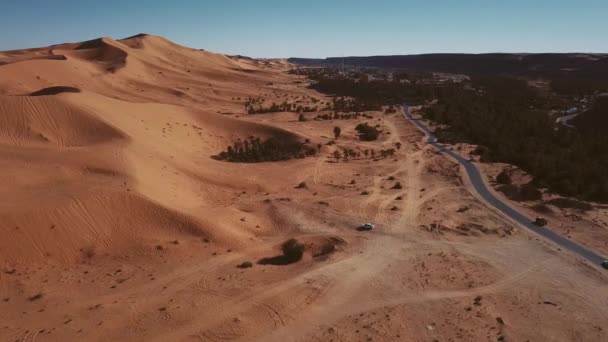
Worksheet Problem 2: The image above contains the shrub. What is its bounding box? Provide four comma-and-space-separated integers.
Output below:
281, 239, 305, 262
295, 182, 307, 189
258, 238, 305, 265
496, 170, 511, 185
497, 184, 519, 200
497, 183, 541, 201
355, 123, 380, 141
237, 261, 253, 269
530, 203, 553, 214
333, 126, 341, 139
545, 198, 592, 211
28, 293, 43, 301
214, 136, 316, 163
391, 182, 402, 189
519, 183, 542, 201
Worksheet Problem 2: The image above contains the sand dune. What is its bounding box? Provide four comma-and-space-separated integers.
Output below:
0, 94, 124, 147
0, 34, 306, 267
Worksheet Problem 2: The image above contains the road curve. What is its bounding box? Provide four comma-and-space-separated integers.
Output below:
402, 105, 607, 267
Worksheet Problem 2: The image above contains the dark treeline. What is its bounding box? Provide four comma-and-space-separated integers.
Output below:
314, 112, 373, 121
244, 97, 317, 114
551, 77, 608, 96
289, 53, 608, 81
332, 147, 396, 162
214, 136, 318, 163
425, 77, 608, 201
296, 68, 437, 109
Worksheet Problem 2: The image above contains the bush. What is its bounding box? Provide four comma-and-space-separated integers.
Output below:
355, 123, 380, 141
497, 183, 541, 201
237, 261, 253, 269
497, 184, 520, 200
530, 203, 553, 214
258, 238, 305, 265
281, 239, 305, 262
496, 170, 511, 185
519, 183, 542, 201
28, 293, 43, 301
545, 198, 592, 211
214, 136, 316, 163
391, 182, 402, 189
333, 126, 341, 139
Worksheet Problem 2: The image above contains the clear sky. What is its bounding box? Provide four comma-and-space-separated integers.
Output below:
1, 0, 606, 57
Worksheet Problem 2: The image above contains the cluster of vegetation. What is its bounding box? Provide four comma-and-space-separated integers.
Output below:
293, 64, 608, 201
384, 105, 398, 114
244, 97, 316, 114
425, 77, 608, 201
355, 123, 381, 141
258, 238, 305, 265
497, 183, 542, 202
295, 68, 440, 109
331, 147, 396, 162
550, 77, 608, 96
313, 112, 373, 121
214, 136, 317, 163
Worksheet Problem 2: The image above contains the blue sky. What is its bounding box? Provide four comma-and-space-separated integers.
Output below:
1, 0, 606, 57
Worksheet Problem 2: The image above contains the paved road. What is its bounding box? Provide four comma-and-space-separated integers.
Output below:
402, 105, 607, 267
555, 112, 581, 128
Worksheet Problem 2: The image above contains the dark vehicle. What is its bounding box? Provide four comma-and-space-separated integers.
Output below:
533, 217, 547, 226
602, 260, 608, 270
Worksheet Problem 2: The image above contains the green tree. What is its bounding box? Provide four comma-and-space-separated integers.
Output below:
333, 126, 341, 140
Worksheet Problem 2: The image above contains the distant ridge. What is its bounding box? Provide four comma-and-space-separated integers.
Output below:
289, 53, 608, 79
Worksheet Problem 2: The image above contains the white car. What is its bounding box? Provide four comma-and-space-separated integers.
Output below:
358, 223, 375, 231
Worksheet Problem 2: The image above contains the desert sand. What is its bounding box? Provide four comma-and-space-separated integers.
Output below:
1, 34, 607, 342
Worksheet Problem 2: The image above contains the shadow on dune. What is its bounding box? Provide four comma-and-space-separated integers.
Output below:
29, 86, 81, 96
